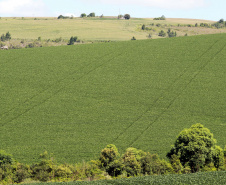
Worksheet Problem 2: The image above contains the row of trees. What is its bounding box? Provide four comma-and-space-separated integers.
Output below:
153, 15, 166, 20
80, 13, 131, 19
0, 123, 225, 184
57, 15, 73, 19
80, 12, 96, 18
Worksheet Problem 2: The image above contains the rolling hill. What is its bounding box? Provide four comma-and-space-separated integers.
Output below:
0, 33, 226, 164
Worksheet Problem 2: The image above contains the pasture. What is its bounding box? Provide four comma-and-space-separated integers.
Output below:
0, 33, 226, 164
0, 17, 224, 42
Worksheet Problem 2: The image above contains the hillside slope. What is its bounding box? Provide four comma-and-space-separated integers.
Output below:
0, 33, 226, 164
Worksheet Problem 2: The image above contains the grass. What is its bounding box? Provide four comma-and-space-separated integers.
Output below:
0, 33, 226, 164
0, 17, 224, 42
24, 171, 226, 185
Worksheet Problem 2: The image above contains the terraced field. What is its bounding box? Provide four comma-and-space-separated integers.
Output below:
0, 33, 226, 164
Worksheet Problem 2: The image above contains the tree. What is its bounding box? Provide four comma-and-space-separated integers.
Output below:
160, 15, 166, 20
99, 144, 123, 177
167, 123, 224, 172
218, 18, 224, 23
68, 36, 78, 45
57, 15, 64, 19
118, 14, 123, 19
122, 148, 145, 176
124, 14, 130, 20
80, 13, 86, 18
88, 12, 95, 17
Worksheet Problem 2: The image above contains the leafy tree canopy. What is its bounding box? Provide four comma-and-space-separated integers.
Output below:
167, 123, 224, 172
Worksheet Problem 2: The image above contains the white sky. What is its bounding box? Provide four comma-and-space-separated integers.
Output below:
0, 0, 225, 21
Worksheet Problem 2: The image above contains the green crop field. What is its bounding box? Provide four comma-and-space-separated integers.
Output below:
0, 33, 226, 164
26, 171, 226, 185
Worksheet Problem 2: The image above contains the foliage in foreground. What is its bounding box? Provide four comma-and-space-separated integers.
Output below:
0, 124, 225, 184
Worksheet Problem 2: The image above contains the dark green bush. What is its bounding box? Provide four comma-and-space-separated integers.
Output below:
26, 43, 35, 48
68, 36, 78, 45
141, 24, 146, 30
12, 163, 31, 183
31, 151, 55, 182
0, 150, 14, 166
158, 30, 166, 37
154, 15, 166, 20
124, 14, 131, 20
80, 13, 86, 18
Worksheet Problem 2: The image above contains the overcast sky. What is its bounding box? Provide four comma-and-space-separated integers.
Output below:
0, 0, 225, 21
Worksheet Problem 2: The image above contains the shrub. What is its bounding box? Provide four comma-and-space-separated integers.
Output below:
141, 24, 146, 30
140, 153, 173, 175
147, 34, 152, 39
75, 161, 105, 181
1, 31, 11, 42
26, 43, 35, 48
68, 36, 78, 45
170, 154, 183, 174
212, 145, 224, 170
0, 150, 14, 166
158, 30, 166, 37
55, 164, 73, 181
156, 23, 161, 27
53, 37, 62, 43
167, 28, 177, 37
12, 163, 31, 183
122, 148, 146, 177
31, 151, 56, 182
5, 32, 11, 40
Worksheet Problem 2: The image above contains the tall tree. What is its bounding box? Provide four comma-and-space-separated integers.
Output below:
167, 123, 224, 172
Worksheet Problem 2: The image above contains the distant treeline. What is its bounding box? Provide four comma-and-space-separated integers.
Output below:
0, 123, 225, 184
